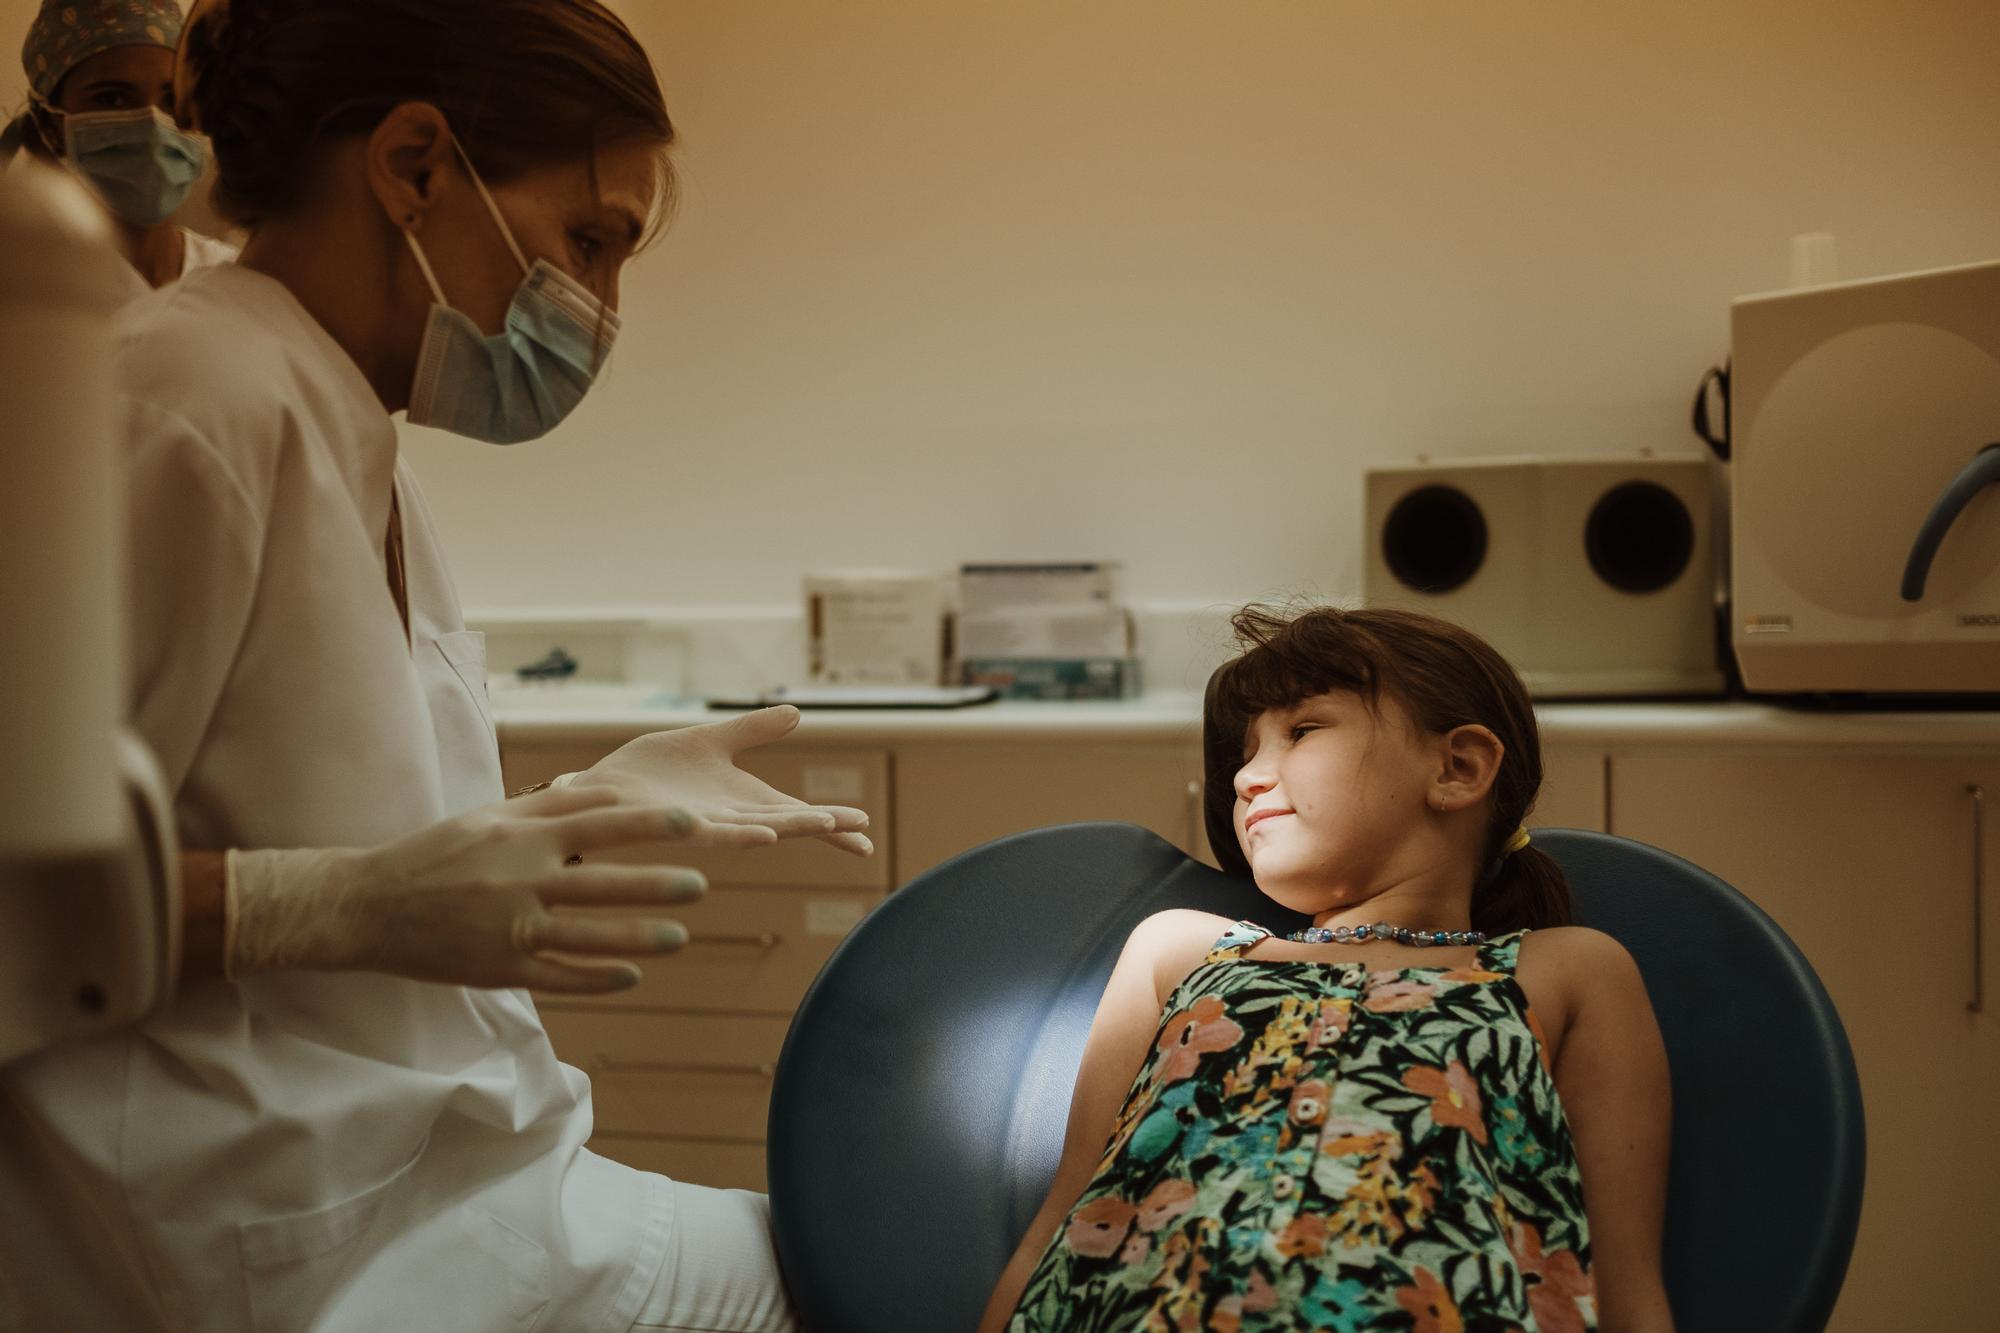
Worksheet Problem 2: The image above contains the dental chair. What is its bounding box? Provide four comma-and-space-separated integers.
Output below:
768, 821, 1865, 1333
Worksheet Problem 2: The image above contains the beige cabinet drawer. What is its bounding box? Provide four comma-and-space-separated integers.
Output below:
1608, 754, 2000, 1332
502, 742, 891, 889
541, 1010, 786, 1140
588, 1135, 769, 1193
537, 885, 882, 1014
895, 744, 1206, 883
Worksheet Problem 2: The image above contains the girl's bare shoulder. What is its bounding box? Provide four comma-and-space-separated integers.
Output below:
1515, 927, 1651, 1037
1126, 910, 1242, 1002
1518, 924, 1635, 971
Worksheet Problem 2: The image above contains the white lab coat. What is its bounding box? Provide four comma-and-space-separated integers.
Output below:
0, 264, 668, 1331
107, 225, 240, 304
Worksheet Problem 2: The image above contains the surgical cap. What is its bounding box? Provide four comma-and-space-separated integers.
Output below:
22, 0, 185, 102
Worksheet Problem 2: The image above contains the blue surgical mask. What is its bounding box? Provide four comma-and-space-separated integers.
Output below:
52, 104, 207, 227
402, 140, 619, 445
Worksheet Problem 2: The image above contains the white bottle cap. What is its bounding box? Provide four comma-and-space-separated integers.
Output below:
1788, 232, 1838, 288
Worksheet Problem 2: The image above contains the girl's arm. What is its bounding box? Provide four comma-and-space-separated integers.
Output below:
974, 909, 1223, 1333
1534, 928, 1678, 1332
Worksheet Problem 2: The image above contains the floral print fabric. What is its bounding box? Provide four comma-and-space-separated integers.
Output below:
1009, 924, 1594, 1332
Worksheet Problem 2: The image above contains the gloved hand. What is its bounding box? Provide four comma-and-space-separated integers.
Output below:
225, 785, 735, 993
566, 705, 874, 857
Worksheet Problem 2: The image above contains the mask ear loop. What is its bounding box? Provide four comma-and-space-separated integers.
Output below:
444, 131, 619, 372
400, 225, 451, 308
448, 134, 531, 279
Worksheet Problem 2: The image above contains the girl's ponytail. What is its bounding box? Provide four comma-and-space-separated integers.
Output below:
1474, 843, 1573, 935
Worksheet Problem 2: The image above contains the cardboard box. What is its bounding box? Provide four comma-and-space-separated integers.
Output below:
958, 562, 1121, 614
805, 573, 952, 686
955, 605, 1133, 661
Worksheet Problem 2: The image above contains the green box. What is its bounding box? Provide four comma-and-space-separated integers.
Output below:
961, 657, 1142, 700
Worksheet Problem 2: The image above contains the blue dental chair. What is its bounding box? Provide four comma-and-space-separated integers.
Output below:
767, 821, 1865, 1333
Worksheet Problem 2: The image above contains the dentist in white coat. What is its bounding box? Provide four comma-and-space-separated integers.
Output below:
0, 1, 866, 1329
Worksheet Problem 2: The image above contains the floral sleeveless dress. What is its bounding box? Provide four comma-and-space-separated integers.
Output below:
1008, 924, 1595, 1333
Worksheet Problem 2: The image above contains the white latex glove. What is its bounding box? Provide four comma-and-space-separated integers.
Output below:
567, 705, 875, 857
225, 786, 743, 993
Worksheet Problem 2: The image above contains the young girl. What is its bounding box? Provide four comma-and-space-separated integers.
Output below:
979, 605, 1675, 1332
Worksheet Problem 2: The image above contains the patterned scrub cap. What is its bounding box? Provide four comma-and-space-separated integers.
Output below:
22, 0, 185, 102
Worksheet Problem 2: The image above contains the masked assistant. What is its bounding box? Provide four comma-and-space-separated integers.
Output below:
14, 1, 204, 226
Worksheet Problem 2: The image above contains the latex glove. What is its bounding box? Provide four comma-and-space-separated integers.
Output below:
225, 786, 739, 993
567, 705, 874, 857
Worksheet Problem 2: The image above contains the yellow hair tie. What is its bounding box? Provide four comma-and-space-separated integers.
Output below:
1503, 826, 1532, 856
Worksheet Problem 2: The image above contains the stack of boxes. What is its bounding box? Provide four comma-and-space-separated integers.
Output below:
799, 563, 1142, 700
956, 562, 1140, 700
802, 572, 955, 686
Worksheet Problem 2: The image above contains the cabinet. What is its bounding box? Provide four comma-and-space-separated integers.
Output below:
1609, 754, 1998, 1333
893, 743, 1208, 880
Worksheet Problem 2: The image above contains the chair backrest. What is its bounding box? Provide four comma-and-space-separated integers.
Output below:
1536, 827, 1865, 1333
767, 822, 1863, 1333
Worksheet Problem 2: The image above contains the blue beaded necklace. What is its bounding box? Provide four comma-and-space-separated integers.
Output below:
1286, 923, 1485, 948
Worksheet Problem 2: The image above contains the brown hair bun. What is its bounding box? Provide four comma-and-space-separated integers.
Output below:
171, 0, 674, 231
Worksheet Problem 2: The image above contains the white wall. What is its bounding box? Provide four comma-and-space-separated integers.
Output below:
12, 0, 2000, 615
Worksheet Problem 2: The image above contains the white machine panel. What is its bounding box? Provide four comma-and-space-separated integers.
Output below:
1731, 259, 2000, 693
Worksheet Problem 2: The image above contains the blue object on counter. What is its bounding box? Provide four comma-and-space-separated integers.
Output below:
514, 646, 579, 681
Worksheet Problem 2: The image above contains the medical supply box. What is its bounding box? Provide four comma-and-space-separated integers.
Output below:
804, 571, 953, 686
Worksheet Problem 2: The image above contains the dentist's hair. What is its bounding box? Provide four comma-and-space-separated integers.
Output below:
1203, 604, 1574, 934
174, 0, 675, 232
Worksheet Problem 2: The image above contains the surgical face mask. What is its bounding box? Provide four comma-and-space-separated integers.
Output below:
49, 104, 208, 227
402, 141, 620, 445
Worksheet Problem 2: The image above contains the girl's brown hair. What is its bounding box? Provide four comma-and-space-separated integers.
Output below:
174, 0, 675, 231
1203, 604, 1573, 934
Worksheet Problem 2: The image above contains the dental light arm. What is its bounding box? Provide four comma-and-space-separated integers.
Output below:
0, 166, 181, 1066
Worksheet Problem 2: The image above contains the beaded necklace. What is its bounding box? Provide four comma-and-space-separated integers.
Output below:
1286, 923, 1485, 948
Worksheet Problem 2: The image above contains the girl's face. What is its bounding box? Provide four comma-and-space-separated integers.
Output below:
1232, 690, 1444, 916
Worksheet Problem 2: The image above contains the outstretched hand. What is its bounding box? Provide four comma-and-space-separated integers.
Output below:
227, 785, 724, 993
566, 705, 874, 857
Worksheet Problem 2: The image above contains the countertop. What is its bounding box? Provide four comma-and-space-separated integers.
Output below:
490, 684, 2000, 751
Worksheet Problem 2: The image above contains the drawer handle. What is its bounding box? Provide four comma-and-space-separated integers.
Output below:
687, 932, 783, 950
1971, 784, 1986, 1016
592, 1054, 776, 1079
